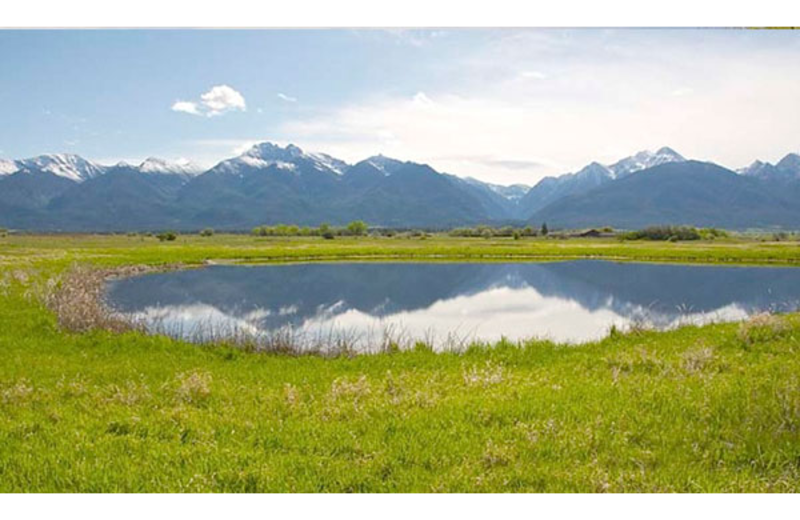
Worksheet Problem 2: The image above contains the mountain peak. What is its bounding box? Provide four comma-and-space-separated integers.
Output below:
139, 157, 204, 175
776, 152, 800, 173
739, 153, 800, 179
212, 141, 349, 176
363, 155, 405, 175
609, 147, 685, 177
243, 142, 304, 161
17, 153, 105, 182
655, 146, 683, 158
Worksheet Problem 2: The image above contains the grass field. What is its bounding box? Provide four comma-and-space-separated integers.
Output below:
1, 234, 800, 492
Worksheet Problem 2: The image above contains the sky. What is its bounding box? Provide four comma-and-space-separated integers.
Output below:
0, 28, 799, 185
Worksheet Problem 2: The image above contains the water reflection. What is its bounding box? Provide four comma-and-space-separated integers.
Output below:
106, 261, 800, 350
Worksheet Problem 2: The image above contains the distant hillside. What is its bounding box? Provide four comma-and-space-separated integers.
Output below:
530, 161, 800, 229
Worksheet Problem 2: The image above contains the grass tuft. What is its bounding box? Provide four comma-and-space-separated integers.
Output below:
175, 370, 213, 405
737, 313, 792, 346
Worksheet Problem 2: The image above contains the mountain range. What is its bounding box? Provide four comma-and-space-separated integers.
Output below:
1, 143, 799, 231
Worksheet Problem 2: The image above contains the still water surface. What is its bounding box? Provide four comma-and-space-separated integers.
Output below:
106, 261, 800, 350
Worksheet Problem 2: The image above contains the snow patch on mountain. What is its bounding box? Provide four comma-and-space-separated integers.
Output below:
212, 142, 349, 176
308, 152, 349, 175
609, 147, 686, 178
238, 156, 297, 171
16, 153, 105, 182
363, 155, 405, 176
139, 157, 205, 176
0, 159, 17, 176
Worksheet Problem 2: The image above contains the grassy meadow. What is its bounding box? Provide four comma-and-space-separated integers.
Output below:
1, 233, 800, 492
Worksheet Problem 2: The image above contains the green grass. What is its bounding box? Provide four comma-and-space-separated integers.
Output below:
1, 234, 800, 492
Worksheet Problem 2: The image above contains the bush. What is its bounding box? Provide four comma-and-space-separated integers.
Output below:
322, 231, 335, 240
699, 227, 729, 240
156, 231, 177, 242
0, 227, 7, 237
346, 220, 368, 236
199, 228, 214, 237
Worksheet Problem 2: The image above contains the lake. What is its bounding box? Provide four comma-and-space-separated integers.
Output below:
105, 260, 800, 351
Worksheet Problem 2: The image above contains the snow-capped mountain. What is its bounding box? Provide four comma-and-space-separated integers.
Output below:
210, 142, 350, 176
16, 153, 106, 182
138, 157, 204, 176
518, 148, 686, 218
609, 147, 686, 178
0, 159, 17, 175
738, 153, 800, 180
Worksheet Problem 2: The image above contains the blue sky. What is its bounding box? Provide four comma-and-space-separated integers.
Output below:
1, 28, 798, 184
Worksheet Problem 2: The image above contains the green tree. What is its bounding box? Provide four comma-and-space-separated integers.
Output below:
199, 228, 214, 237
541, 222, 549, 236
347, 220, 368, 236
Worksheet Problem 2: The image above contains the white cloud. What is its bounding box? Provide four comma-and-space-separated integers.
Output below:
201, 85, 246, 115
171, 85, 246, 117
171, 100, 200, 115
277, 93, 297, 103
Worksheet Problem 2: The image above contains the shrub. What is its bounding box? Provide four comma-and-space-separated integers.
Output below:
699, 227, 729, 240
540, 222, 549, 236
42, 266, 132, 333
0, 227, 7, 237
322, 231, 335, 240
513, 230, 521, 240
156, 231, 177, 242
199, 228, 214, 237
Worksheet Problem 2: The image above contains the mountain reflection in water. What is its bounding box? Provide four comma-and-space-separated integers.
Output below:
106, 261, 800, 351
